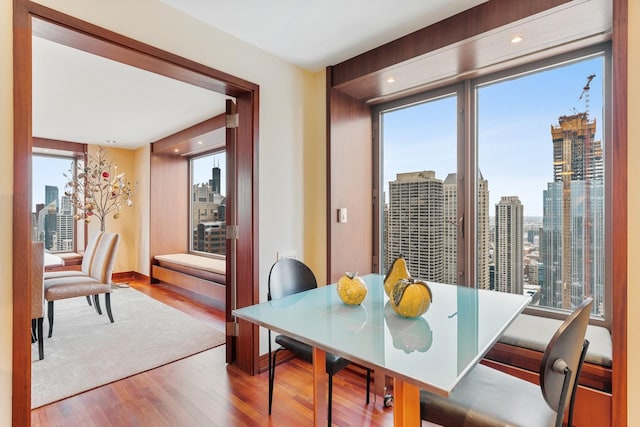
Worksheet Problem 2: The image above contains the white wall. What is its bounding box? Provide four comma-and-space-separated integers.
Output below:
0, 0, 326, 422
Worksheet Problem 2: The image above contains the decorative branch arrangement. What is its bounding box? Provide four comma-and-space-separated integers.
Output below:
64, 147, 135, 232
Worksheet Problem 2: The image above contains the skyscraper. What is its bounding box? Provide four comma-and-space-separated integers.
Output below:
387, 171, 443, 282
541, 113, 604, 311
495, 196, 523, 295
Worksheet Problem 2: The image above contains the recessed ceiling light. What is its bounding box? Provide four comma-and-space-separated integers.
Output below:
174, 148, 180, 153
511, 35, 523, 44
198, 141, 203, 145
386, 77, 396, 83
106, 139, 116, 144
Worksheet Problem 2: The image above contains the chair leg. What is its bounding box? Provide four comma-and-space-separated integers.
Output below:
93, 294, 103, 315
269, 347, 284, 415
105, 293, 114, 323
37, 317, 44, 360
86, 295, 92, 306
31, 319, 37, 343
365, 368, 371, 404
47, 300, 54, 338
328, 374, 333, 426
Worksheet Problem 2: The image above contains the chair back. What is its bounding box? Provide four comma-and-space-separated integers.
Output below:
540, 297, 593, 413
89, 232, 120, 284
268, 258, 317, 301
81, 231, 103, 275
31, 241, 45, 319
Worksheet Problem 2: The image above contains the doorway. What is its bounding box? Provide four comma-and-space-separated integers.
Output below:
13, 3, 259, 424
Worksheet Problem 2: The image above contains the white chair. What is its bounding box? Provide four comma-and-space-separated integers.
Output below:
44, 232, 120, 337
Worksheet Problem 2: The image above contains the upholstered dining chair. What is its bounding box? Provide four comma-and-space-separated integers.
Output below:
267, 258, 370, 426
420, 297, 593, 427
44, 231, 103, 309
31, 241, 45, 360
44, 232, 120, 338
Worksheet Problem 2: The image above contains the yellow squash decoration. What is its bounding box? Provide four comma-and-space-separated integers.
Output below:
389, 278, 433, 318
337, 272, 368, 305
384, 256, 411, 296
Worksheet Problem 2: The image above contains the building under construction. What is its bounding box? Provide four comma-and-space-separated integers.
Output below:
540, 109, 604, 313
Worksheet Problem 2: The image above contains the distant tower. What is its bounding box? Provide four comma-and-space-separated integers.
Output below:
387, 171, 443, 282
495, 196, 523, 295
443, 173, 458, 285
211, 166, 221, 194
45, 185, 59, 212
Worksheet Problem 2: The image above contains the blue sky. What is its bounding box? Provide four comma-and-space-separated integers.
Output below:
381, 55, 604, 217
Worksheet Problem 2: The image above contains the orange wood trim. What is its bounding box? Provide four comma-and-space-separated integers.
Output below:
112, 271, 149, 283
151, 114, 226, 155
611, 0, 628, 425
484, 342, 612, 392
12, 0, 32, 424
331, 0, 571, 87
151, 265, 225, 304
32, 136, 86, 154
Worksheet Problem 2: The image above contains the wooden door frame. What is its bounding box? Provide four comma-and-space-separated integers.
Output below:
12, 2, 260, 424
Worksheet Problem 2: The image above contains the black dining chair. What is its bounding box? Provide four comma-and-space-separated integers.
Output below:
420, 297, 593, 427
267, 258, 370, 425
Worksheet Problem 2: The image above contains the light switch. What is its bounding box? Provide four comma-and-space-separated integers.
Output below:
338, 208, 348, 223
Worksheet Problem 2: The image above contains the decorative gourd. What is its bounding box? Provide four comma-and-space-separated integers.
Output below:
389, 278, 433, 318
337, 272, 368, 305
384, 256, 411, 297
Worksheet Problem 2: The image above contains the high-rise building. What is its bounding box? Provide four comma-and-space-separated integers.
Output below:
387, 171, 443, 282
541, 112, 604, 311
192, 165, 226, 255
495, 196, 523, 295
56, 195, 74, 251
45, 185, 59, 212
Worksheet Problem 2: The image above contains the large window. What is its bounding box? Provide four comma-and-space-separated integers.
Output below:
32, 153, 78, 252
190, 151, 226, 256
376, 45, 609, 322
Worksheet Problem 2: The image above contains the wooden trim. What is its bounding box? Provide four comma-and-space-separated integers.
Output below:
611, 0, 628, 425
12, 0, 32, 423
32, 137, 86, 154
331, 0, 572, 87
485, 342, 612, 392
112, 271, 149, 284
151, 265, 225, 305
152, 114, 226, 155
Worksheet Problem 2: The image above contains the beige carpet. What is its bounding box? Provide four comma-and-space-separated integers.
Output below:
31, 287, 225, 408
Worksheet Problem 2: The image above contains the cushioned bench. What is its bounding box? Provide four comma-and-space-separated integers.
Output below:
498, 313, 612, 367
486, 312, 613, 393
152, 254, 226, 306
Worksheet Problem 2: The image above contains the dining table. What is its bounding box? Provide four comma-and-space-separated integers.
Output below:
233, 273, 531, 426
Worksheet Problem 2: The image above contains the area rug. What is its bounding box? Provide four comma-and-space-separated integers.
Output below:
31, 287, 225, 408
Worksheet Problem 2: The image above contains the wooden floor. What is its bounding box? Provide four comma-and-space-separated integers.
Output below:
31, 280, 400, 426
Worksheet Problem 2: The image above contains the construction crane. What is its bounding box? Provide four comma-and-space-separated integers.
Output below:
581, 74, 595, 302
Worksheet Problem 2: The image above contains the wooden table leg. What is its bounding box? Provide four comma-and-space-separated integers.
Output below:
393, 378, 420, 426
312, 347, 328, 426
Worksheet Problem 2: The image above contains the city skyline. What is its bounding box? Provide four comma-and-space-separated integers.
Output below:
381, 55, 603, 217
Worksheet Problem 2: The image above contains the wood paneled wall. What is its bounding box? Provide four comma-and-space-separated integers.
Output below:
326, 81, 373, 282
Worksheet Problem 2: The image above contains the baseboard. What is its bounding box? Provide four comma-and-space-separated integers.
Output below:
112, 271, 150, 283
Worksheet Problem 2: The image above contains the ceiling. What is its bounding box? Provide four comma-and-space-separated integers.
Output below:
32, 0, 486, 150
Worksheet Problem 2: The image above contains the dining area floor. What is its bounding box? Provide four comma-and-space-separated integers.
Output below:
31, 280, 427, 426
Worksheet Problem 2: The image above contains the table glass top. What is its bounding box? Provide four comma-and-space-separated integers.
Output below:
233, 274, 530, 396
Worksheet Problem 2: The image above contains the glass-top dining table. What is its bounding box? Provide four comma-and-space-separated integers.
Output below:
233, 273, 530, 426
